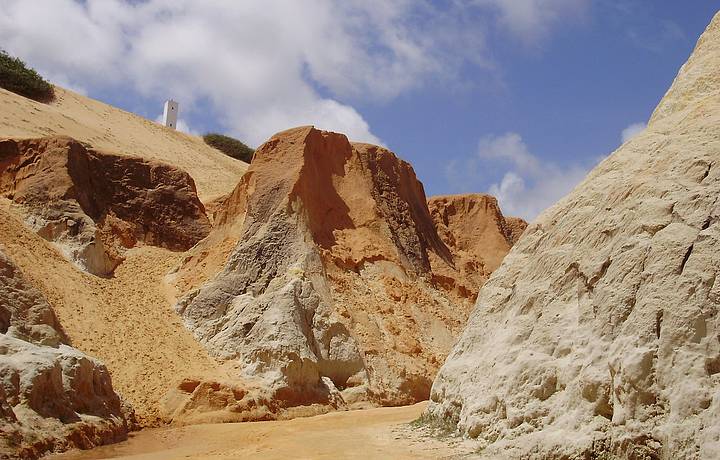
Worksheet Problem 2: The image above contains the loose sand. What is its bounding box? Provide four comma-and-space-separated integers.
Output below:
0, 199, 223, 425
0, 86, 247, 202
48, 403, 472, 459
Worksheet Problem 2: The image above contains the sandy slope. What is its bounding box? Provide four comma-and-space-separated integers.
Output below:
0, 199, 223, 425
48, 403, 472, 460
0, 86, 246, 202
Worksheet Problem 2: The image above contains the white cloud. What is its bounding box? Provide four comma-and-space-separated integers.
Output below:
0, 0, 586, 147
447, 132, 591, 221
621, 121, 646, 143
476, 131, 539, 172
474, 0, 589, 42
0, 0, 499, 147
0, 0, 390, 146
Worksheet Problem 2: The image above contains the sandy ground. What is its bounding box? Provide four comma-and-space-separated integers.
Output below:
48, 403, 474, 460
0, 199, 223, 424
0, 86, 247, 202
0, 84, 246, 423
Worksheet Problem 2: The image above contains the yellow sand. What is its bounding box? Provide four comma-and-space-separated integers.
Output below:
48, 403, 472, 459
0, 200, 222, 424
0, 86, 247, 202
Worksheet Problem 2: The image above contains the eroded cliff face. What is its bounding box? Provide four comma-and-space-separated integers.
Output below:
0, 249, 134, 460
0, 136, 210, 276
427, 12, 720, 459
0, 116, 521, 430
167, 126, 521, 422
428, 194, 527, 300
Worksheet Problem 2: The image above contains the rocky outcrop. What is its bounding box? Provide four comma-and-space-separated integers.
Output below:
168, 126, 520, 422
0, 249, 134, 459
428, 194, 526, 300
0, 136, 210, 276
503, 216, 528, 245
426, 11, 720, 459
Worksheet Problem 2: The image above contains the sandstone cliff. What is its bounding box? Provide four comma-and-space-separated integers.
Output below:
0, 249, 133, 459
0, 135, 223, 427
428, 194, 526, 299
167, 126, 522, 422
0, 86, 247, 202
0, 127, 520, 430
0, 136, 210, 275
427, 11, 720, 459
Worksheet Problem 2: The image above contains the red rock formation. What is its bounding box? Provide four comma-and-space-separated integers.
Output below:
0, 136, 210, 275
169, 126, 522, 422
428, 194, 526, 300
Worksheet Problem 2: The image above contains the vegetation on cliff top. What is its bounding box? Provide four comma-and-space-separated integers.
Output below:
203, 133, 254, 163
0, 50, 55, 102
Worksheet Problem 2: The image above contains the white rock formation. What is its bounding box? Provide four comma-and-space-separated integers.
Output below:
427, 11, 720, 459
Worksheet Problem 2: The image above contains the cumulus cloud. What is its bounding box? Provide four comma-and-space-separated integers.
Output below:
621, 121, 647, 143
446, 132, 591, 221
0, 0, 588, 146
0, 0, 390, 145
476, 131, 539, 172
0, 0, 498, 146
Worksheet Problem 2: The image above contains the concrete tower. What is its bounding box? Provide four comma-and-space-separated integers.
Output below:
162, 99, 178, 129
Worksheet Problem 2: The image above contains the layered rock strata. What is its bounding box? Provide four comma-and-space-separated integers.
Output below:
168, 126, 523, 421
0, 136, 210, 275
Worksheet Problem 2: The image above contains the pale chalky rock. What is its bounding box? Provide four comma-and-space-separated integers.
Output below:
427, 11, 720, 459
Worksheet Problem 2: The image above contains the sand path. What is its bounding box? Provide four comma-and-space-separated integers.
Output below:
48, 403, 473, 459
0, 200, 222, 424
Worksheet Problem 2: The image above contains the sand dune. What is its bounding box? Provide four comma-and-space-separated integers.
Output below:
0, 199, 223, 425
0, 86, 247, 202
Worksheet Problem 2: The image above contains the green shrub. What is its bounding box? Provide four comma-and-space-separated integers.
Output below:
203, 133, 254, 163
0, 50, 55, 102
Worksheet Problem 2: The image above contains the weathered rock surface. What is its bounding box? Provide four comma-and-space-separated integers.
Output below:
0, 136, 210, 276
428, 194, 526, 299
168, 126, 521, 422
0, 85, 248, 203
0, 249, 133, 459
427, 11, 720, 459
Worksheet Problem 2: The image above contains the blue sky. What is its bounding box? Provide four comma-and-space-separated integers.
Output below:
1, 1, 718, 219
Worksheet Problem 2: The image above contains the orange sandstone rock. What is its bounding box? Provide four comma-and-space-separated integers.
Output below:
0, 136, 210, 275
169, 126, 521, 420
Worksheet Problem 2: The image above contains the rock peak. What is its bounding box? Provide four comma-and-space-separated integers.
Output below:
167, 126, 521, 422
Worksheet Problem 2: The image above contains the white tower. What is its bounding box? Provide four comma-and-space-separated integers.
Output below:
162, 99, 178, 129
